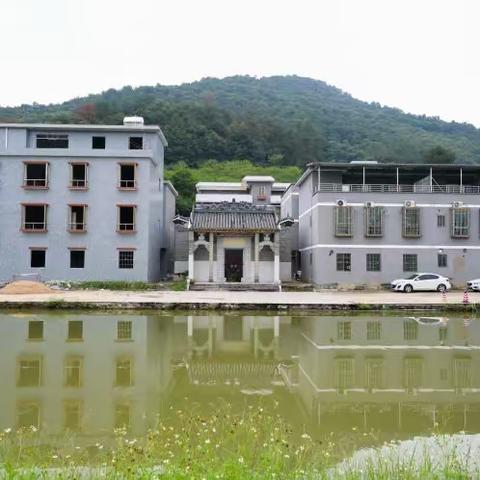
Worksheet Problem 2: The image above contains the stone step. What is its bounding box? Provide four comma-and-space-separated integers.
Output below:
189, 282, 280, 292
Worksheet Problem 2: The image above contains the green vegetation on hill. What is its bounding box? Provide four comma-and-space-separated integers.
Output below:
1, 75, 479, 167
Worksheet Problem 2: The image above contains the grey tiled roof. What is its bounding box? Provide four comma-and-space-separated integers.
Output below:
191, 202, 277, 232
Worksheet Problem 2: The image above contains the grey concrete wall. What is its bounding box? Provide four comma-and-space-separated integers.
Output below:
0, 126, 166, 282
298, 170, 480, 287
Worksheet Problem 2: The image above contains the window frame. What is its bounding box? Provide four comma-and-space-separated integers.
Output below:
69, 248, 86, 269
118, 163, 138, 190
402, 253, 418, 272
336, 253, 351, 272
17, 356, 43, 387
36, 133, 68, 149
128, 136, 143, 150
117, 205, 137, 233
27, 320, 44, 341
402, 207, 421, 238
67, 320, 83, 342
118, 249, 135, 269
437, 214, 445, 228
366, 253, 381, 272
92, 136, 106, 149
30, 248, 46, 268
334, 206, 353, 237
450, 207, 470, 238
23, 161, 49, 189
364, 206, 383, 237
22, 204, 48, 232
437, 253, 448, 268
64, 356, 83, 387
69, 162, 89, 189
117, 320, 133, 341
115, 357, 133, 387
68, 204, 87, 233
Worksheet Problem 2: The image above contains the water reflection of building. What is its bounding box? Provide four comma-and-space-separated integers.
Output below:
0, 313, 174, 436
297, 316, 480, 432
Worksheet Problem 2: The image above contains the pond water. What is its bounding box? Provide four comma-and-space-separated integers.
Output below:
0, 310, 479, 462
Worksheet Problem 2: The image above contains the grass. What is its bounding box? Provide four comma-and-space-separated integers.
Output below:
49, 279, 188, 292
0, 400, 478, 479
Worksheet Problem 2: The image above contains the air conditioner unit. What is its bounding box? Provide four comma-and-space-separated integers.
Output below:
452, 201, 464, 208
365, 201, 375, 208
404, 200, 416, 208
336, 199, 347, 207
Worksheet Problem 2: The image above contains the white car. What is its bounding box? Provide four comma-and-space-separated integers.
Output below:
391, 273, 451, 293
404, 316, 448, 326
467, 279, 480, 291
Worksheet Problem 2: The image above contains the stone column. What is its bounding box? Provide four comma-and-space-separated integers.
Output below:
254, 233, 260, 283
273, 232, 280, 284
208, 232, 214, 283
188, 231, 194, 282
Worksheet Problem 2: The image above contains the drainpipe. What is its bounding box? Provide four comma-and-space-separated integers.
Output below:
429, 167, 433, 193
460, 168, 463, 193
362, 166, 366, 192
396, 167, 399, 192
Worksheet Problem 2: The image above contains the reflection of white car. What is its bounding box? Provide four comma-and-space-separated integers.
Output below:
404, 316, 448, 326
391, 273, 451, 293
467, 279, 480, 291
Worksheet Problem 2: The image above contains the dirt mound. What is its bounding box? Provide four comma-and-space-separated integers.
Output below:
0, 281, 54, 295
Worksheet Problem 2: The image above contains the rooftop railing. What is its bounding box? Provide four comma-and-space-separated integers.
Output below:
313, 183, 480, 195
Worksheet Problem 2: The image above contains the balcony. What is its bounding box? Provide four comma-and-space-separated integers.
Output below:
313, 183, 480, 195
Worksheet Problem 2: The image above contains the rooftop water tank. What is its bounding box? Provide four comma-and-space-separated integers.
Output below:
123, 116, 144, 126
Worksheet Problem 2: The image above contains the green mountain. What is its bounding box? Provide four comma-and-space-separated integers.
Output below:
1, 75, 479, 166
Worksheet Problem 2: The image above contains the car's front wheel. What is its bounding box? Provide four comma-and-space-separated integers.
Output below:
437, 284, 447, 292
404, 284, 413, 293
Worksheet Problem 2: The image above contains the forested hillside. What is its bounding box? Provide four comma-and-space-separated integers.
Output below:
1, 75, 480, 166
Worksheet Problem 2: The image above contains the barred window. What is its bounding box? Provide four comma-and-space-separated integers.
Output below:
117, 321, 132, 340
334, 206, 353, 237
365, 358, 383, 389
403, 319, 418, 340
115, 359, 133, 386
403, 254, 417, 272
438, 253, 447, 268
335, 357, 354, 390
119, 250, 134, 269
337, 321, 351, 340
453, 358, 471, 389
366, 253, 381, 272
336, 253, 351, 272
403, 357, 423, 389
451, 208, 470, 238
437, 215, 445, 227
366, 321, 381, 340
364, 206, 383, 237
402, 207, 421, 237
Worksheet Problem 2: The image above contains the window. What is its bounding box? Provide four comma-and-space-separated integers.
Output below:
335, 357, 354, 390
403, 319, 418, 340
36, 133, 68, 148
438, 253, 448, 268
366, 321, 381, 340
453, 358, 471, 389
115, 358, 133, 386
437, 215, 445, 227
118, 164, 137, 189
365, 358, 383, 389
402, 207, 421, 237
451, 208, 470, 238
70, 250, 85, 269
364, 206, 383, 237
334, 206, 353, 237
114, 403, 130, 429
64, 357, 83, 387
403, 357, 423, 390
403, 254, 417, 272
129, 136, 143, 150
28, 320, 44, 340
70, 163, 88, 188
23, 162, 48, 188
18, 357, 42, 386
68, 205, 87, 232
117, 320, 132, 340
67, 320, 83, 341
64, 401, 82, 431
30, 249, 46, 268
439, 326, 448, 342
17, 402, 40, 429
336, 253, 351, 272
366, 253, 381, 272
257, 185, 267, 200
22, 204, 47, 231
92, 136, 106, 149
117, 206, 136, 231
119, 250, 134, 269
337, 321, 351, 340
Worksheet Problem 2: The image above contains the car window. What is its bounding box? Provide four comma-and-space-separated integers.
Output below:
418, 274, 436, 280
407, 274, 418, 280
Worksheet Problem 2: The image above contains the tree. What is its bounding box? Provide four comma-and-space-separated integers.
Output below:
423, 146, 456, 164
169, 167, 196, 216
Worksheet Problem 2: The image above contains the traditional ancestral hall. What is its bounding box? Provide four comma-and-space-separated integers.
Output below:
0, 118, 174, 283
297, 161, 480, 288
174, 176, 294, 290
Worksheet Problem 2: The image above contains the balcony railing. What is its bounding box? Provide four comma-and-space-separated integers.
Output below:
119, 180, 136, 189
23, 178, 48, 188
313, 183, 480, 195
118, 223, 136, 231
68, 222, 86, 232
23, 222, 47, 231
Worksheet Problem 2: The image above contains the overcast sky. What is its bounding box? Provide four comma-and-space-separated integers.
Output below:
0, 0, 478, 126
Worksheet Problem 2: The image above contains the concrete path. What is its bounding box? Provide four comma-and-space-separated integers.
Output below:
0, 289, 478, 310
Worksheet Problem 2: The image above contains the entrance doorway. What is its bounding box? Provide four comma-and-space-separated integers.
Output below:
224, 249, 243, 282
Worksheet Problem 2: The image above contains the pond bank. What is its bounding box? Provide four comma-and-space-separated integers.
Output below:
0, 289, 478, 311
